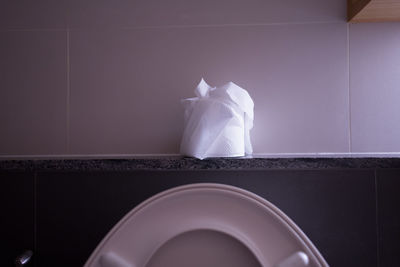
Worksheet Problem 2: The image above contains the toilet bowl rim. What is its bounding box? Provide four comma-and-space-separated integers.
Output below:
84, 183, 328, 267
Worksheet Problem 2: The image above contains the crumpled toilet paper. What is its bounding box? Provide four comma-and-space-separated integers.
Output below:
180, 78, 254, 159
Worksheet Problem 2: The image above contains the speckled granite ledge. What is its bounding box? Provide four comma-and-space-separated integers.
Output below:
1, 157, 400, 171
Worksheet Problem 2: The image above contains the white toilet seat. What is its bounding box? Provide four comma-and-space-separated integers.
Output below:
84, 183, 329, 267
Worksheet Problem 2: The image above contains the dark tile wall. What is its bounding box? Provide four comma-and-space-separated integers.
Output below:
0, 172, 34, 267
377, 169, 400, 267
35, 169, 377, 267
2, 167, 399, 267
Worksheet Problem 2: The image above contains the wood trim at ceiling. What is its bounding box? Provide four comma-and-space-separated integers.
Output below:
348, 0, 400, 22
348, 0, 371, 21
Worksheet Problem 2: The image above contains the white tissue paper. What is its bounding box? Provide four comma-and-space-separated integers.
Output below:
180, 78, 254, 159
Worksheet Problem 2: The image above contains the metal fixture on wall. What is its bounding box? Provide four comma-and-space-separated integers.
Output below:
15, 250, 32, 266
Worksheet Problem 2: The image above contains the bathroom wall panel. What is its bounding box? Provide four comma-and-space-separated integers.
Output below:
69, 23, 349, 155
0, 31, 68, 155
349, 23, 400, 153
376, 169, 400, 267
0, 172, 34, 267
36, 169, 376, 267
0, 0, 67, 29
67, 0, 345, 29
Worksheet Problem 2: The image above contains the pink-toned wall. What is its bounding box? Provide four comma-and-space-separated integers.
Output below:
1, 0, 400, 158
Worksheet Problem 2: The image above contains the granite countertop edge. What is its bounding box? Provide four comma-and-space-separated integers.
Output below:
1, 157, 400, 171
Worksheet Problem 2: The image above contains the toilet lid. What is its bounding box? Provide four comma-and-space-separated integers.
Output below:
84, 183, 328, 267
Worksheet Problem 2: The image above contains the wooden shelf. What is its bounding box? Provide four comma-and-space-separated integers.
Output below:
348, 0, 400, 22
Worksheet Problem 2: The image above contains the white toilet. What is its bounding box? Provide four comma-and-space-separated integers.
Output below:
84, 183, 329, 267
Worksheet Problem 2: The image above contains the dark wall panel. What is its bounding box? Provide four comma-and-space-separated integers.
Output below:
377, 169, 400, 267
36, 169, 376, 267
0, 172, 34, 267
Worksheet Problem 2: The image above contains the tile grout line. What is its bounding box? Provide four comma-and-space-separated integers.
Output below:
374, 169, 381, 267
0, 20, 345, 32
347, 23, 353, 153
1, 152, 400, 160
0, 28, 66, 32
66, 29, 70, 154
116, 20, 343, 30
33, 172, 37, 265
